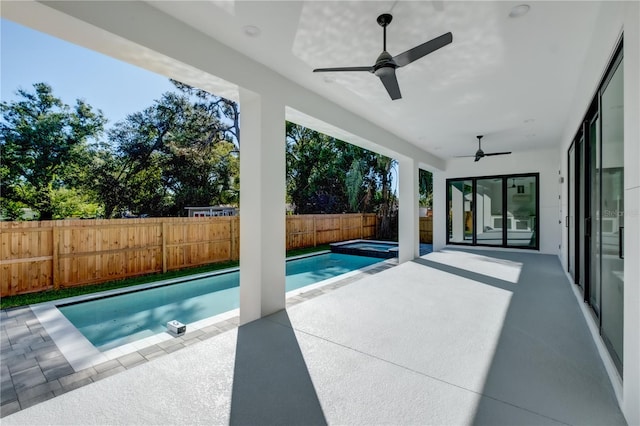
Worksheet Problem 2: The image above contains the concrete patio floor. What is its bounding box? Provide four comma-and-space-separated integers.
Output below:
2, 249, 625, 425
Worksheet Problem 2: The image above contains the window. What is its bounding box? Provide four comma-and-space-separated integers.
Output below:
447, 173, 539, 249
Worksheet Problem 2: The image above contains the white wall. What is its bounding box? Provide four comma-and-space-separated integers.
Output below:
444, 149, 561, 254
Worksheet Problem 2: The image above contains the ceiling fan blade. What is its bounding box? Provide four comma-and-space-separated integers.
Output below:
379, 70, 402, 100
484, 152, 512, 156
393, 32, 453, 67
313, 66, 373, 73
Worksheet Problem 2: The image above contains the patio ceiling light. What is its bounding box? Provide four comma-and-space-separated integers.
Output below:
509, 4, 530, 18
243, 25, 261, 37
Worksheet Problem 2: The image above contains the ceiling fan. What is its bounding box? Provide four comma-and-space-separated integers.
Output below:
313, 13, 452, 100
456, 135, 512, 162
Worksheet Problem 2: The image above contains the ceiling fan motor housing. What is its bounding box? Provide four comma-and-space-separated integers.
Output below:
374, 51, 397, 77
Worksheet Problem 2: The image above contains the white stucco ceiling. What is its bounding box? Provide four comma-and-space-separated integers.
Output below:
146, 0, 603, 159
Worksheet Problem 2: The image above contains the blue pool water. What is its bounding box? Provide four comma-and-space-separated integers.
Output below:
59, 253, 382, 351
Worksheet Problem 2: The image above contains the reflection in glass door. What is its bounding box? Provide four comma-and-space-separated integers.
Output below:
600, 56, 624, 371
506, 176, 537, 248
448, 180, 473, 244
475, 178, 503, 245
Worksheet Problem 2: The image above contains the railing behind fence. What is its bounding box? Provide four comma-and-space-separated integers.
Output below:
0, 213, 378, 297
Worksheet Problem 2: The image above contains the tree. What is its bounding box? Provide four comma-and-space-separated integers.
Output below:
92, 84, 239, 217
419, 169, 433, 208
0, 83, 105, 220
286, 122, 398, 238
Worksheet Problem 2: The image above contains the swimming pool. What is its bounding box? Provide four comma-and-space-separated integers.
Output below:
330, 239, 398, 258
58, 252, 383, 351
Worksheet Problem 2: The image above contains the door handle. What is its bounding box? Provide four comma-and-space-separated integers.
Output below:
565, 216, 569, 228
619, 226, 624, 259
585, 217, 591, 237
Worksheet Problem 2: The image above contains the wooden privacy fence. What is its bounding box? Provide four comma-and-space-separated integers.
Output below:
286, 213, 377, 250
420, 217, 433, 244
1, 213, 376, 297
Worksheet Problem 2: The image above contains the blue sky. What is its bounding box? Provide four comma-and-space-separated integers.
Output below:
1, 18, 176, 129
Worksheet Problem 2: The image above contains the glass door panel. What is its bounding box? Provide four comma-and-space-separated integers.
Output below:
589, 117, 601, 315
600, 58, 624, 370
475, 178, 503, 245
448, 180, 473, 244
568, 144, 576, 280
578, 138, 587, 292
506, 176, 537, 247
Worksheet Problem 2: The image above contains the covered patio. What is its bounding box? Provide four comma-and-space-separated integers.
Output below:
1, 1, 638, 424
2, 249, 625, 424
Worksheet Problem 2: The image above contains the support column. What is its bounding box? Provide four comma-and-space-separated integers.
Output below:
239, 89, 286, 325
432, 171, 447, 251
398, 157, 419, 263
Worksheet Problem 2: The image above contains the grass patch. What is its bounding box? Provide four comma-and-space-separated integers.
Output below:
1, 245, 331, 310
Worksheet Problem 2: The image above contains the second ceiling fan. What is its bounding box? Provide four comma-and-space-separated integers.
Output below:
313, 13, 453, 100
457, 135, 512, 162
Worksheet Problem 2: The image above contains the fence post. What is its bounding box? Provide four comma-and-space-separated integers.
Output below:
162, 221, 167, 273
230, 217, 237, 261
360, 213, 364, 239
52, 225, 59, 290
313, 216, 317, 247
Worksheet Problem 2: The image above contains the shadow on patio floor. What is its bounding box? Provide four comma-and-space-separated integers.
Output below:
230, 311, 327, 426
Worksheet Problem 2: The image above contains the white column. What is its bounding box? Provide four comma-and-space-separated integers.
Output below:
238, 89, 286, 325
432, 171, 447, 251
398, 157, 419, 262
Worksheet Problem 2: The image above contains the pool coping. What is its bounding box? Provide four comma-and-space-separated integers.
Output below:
31, 252, 393, 372
330, 239, 399, 259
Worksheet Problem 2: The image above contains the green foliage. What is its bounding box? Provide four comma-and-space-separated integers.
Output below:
50, 187, 104, 219
346, 159, 364, 211
0, 83, 106, 220
286, 122, 397, 237
89, 83, 239, 217
419, 169, 433, 208
1, 79, 396, 228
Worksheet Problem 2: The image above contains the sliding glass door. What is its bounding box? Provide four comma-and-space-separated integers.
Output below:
447, 173, 539, 249
599, 53, 624, 371
567, 42, 623, 373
